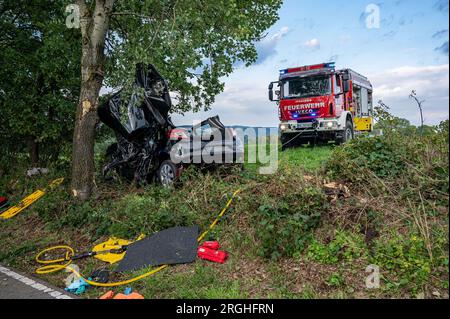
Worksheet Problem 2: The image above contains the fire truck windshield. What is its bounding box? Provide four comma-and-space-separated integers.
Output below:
282, 75, 331, 99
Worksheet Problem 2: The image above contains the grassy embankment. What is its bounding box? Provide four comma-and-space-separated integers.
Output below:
0, 127, 448, 299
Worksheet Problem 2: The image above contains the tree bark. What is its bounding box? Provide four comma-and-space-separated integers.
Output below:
28, 137, 39, 166
71, 0, 114, 200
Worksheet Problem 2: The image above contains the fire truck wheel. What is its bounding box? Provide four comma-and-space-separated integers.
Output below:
336, 120, 354, 145
280, 133, 293, 151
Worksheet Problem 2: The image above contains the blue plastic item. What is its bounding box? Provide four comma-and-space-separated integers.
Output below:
124, 287, 132, 295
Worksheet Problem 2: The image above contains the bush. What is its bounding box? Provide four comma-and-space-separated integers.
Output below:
326, 135, 407, 182
255, 186, 328, 260
326, 126, 449, 202
305, 230, 367, 264
372, 234, 433, 292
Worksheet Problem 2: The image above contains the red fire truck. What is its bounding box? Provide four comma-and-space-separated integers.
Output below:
268, 62, 373, 150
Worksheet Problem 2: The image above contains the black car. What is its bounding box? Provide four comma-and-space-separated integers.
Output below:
98, 64, 244, 187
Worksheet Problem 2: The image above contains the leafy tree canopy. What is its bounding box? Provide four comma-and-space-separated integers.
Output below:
0, 0, 81, 162
101, 0, 283, 113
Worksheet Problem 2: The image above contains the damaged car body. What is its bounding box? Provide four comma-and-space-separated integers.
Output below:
98, 64, 244, 187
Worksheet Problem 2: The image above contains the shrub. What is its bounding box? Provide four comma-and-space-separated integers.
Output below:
371, 234, 433, 292
305, 230, 368, 264
255, 186, 328, 260
326, 135, 406, 182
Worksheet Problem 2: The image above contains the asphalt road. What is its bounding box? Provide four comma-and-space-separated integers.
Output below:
0, 264, 75, 299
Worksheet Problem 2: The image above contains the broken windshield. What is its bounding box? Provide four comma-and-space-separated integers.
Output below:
282, 76, 331, 99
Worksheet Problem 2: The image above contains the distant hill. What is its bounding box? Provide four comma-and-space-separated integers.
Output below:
176, 124, 279, 143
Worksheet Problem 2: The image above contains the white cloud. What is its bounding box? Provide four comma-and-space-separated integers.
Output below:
304, 38, 321, 50
370, 64, 449, 125
371, 64, 449, 99
171, 76, 277, 127
254, 27, 290, 64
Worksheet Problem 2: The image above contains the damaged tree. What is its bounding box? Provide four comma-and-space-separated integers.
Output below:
409, 90, 425, 136
71, 0, 114, 200
70, 0, 282, 200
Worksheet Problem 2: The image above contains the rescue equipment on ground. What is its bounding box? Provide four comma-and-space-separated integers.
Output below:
197, 247, 228, 264
92, 237, 135, 264
0, 178, 64, 219
201, 241, 220, 250
35, 189, 241, 287
197, 241, 228, 264
115, 226, 198, 272
99, 288, 144, 299
90, 269, 110, 284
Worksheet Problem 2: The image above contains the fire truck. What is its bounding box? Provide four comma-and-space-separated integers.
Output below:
268, 62, 373, 150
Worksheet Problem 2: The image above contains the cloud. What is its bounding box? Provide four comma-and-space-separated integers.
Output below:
171, 79, 278, 127
435, 41, 449, 55
370, 64, 449, 124
434, 0, 449, 12
432, 29, 449, 39
255, 27, 290, 65
304, 38, 320, 50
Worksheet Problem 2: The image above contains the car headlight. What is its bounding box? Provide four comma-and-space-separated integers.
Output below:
280, 124, 287, 131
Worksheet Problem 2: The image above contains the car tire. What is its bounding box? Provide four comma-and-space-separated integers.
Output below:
157, 160, 178, 187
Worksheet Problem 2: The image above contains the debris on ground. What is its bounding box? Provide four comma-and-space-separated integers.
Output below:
323, 181, 351, 202
65, 278, 90, 295
26, 167, 49, 177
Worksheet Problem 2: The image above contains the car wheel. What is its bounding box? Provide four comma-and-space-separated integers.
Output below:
157, 160, 178, 187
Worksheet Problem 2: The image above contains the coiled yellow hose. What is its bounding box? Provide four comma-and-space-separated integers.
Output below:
35, 189, 240, 287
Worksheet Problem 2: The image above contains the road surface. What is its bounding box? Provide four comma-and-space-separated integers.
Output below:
0, 264, 75, 299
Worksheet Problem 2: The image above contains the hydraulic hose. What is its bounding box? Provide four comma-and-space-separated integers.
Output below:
35, 189, 241, 287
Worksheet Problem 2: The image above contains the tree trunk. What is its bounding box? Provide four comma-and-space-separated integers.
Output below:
71, 0, 114, 200
28, 137, 39, 166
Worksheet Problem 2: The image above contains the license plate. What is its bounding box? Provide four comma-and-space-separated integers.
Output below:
296, 122, 313, 129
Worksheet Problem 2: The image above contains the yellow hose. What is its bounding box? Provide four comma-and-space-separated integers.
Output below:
35, 189, 240, 287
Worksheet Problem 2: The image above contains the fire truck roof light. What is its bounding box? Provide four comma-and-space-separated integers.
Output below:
280, 62, 336, 75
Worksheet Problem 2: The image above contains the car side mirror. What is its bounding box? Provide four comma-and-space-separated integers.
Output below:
343, 80, 350, 93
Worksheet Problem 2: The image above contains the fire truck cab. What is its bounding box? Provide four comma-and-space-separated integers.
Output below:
268, 62, 373, 149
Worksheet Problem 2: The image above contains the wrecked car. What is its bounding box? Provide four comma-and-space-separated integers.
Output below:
98, 64, 244, 187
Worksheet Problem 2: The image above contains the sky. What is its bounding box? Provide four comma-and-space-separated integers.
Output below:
171, 0, 449, 127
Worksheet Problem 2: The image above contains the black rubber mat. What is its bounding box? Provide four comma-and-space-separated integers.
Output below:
116, 226, 199, 272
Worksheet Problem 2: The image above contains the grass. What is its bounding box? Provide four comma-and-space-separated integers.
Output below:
279, 144, 335, 170
0, 131, 448, 299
